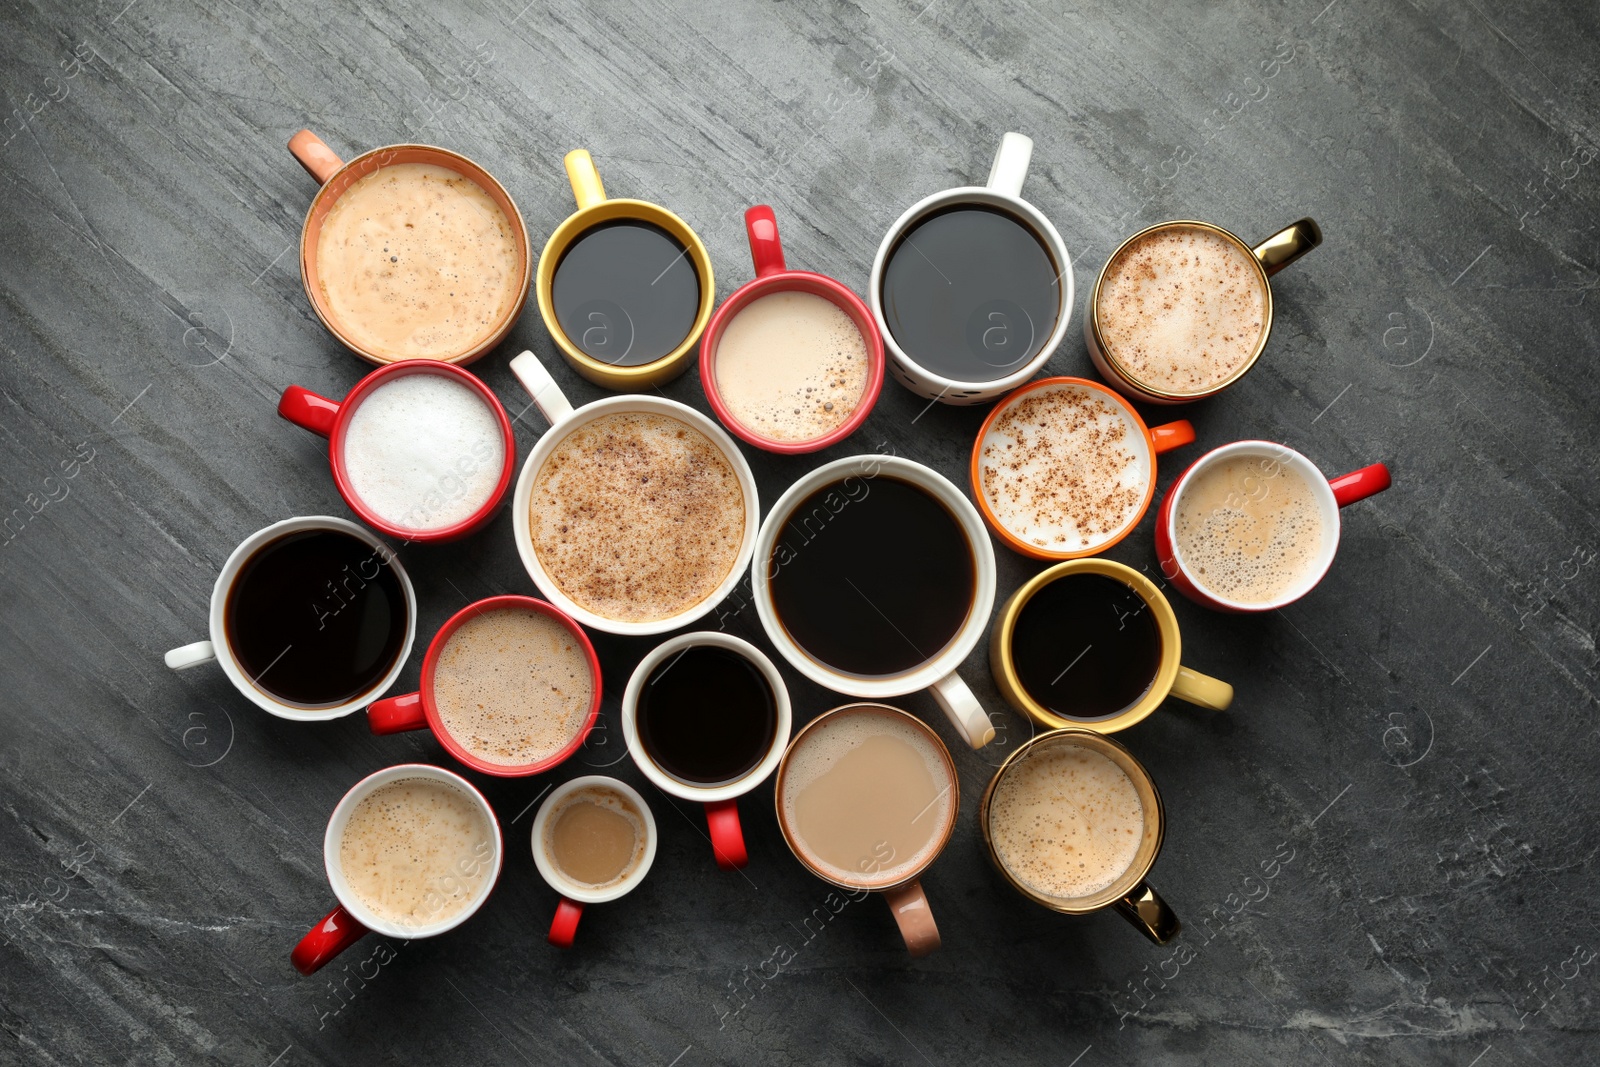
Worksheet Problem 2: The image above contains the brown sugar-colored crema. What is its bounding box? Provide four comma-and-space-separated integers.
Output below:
529, 412, 745, 623
979, 382, 1150, 553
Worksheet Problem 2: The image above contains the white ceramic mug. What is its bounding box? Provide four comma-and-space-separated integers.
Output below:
532, 775, 658, 947
291, 763, 504, 974
507, 351, 760, 637
868, 132, 1074, 406
163, 516, 416, 721
621, 632, 792, 870
752, 454, 998, 749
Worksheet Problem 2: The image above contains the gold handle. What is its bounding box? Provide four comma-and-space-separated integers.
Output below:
1113, 881, 1180, 944
563, 149, 607, 211
1170, 665, 1234, 710
1251, 218, 1322, 277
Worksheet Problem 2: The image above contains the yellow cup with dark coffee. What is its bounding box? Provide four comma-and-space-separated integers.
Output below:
534, 150, 715, 391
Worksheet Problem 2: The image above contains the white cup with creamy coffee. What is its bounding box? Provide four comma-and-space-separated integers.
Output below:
1155, 440, 1392, 612
751, 454, 998, 749
1085, 218, 1321, 404
291, 763, 503, 975
980, 728, 1179, 944
532, 776, 657, 947
506, 351, 760, 637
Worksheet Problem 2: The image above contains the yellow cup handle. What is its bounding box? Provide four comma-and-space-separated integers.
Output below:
564, 149, 607, 211
1171, 666, 1234, 710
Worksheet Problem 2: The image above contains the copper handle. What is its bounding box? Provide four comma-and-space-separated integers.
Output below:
288, 129, 344, 185
1251, 218, 1322, 277
882, 879, 941, 957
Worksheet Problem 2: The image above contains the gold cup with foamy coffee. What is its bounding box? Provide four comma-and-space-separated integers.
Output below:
980, 729, 1178, 943
1085, 218, 1320, 404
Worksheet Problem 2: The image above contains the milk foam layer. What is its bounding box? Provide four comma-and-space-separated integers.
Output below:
714, 291, 869, 442
342, 373, 505, 530
530, 411, 746, 623
989, 744, 1145, 900
1097, 225, 1267, 395
317, 163, 520, 359
1175, 454, 1327, 604
780, 711, 954, 888
339, 777, 495, 928
433, 606, 593, 767
979, 383, 1150, 552
543, 786, 649, 890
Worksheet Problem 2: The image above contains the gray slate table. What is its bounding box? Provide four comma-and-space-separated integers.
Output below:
2, 0, 1597, 1064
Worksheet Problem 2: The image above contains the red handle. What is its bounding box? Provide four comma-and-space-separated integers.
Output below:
367, 691, 428, 735
1328, 462, 1391, 508
704, 798, 748, 871
278, 385, 341, 438
1149, 419, 1195, 455
291, 904, 369, 975
745, 205, 786, 278
548, 898, 583, 948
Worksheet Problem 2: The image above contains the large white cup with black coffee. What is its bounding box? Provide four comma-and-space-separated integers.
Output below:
869, 132, 1074, 405
752, 454, 998, 749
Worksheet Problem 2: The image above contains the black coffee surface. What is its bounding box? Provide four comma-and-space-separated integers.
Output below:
881, 205, 1059, 383
552, 220, 700, 366
636, 645, 777, 786
770, 476, 974, 677
224, 529, 408, 708
1011, 573, 1161, 720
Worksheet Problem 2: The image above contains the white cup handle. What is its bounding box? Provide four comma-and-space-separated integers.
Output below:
985, 132, 1033, 198
509, 350, 575, 427
930, 672, 996, 749
165, 640, 216, 671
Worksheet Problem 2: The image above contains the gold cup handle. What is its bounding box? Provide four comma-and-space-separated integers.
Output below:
564, 149, 608, 212
1170, 665, 1234, 710
1251, 218, 1322, 277
1113, 881, 1180, 944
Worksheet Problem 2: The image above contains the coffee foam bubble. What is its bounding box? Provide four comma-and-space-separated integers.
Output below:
1097, 224, 1266, 395
342, 372, 505, 531
338, 776, 495, 928
529, 411, 746, 623
779, 710, 954, 887
1174, 454, 1327, 605
432, 606, 593, 767
543, 786, 649, 890
713, 291, 869, 443
979, 383, 1150, 552
988, 744, 1145, 900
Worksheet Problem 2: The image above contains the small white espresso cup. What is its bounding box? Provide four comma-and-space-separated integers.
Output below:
868, 132, 1074, 406
621, 632, 792, 870
752, 454, 998, 749
507, 351, 760, 637
532, 775, 658, 948
162, 516, 416, 721
291, 763, 504, 975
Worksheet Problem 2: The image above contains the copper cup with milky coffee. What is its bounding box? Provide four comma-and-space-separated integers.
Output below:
288, 129, 532, 366
773, 703, 960, 958
1085, 218, 1321, 404
980, 728, 1179, 943
366, 595, 602, 777
506, 351, 761, 637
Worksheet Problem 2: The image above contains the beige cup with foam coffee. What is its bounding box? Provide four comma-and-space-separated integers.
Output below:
980, 729, 1178, 943
1085, 218, 1321, 405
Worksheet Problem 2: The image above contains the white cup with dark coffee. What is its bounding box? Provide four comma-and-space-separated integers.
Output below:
291, 763, 504, 974
163, 516, 416, 720
621, 632, 792, 870
869, 132, 1074, 405
752, 454, 998, 749
506, 351, 760, 637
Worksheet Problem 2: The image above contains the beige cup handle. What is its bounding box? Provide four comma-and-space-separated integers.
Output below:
1251, 218, 1322, 277
288, 129, 344, 185
882, 879, 941, 957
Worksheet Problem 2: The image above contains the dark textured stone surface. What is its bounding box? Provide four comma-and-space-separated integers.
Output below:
2, 0, 1597, 1063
